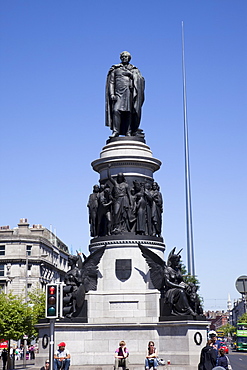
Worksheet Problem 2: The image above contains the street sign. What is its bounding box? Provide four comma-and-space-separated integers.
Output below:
0, 340, 8, 349
235, 275, 247, 295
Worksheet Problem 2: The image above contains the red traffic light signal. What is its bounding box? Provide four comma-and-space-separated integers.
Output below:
46, 284, 59, 318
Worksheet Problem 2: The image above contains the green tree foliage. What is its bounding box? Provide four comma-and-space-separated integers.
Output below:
28, 286, 46, 338
0, 287, 46, 342
0, 291, 32, 341
180, 261, 201, 287
218, 323, 236, 336
238, 312, 247, 323
180, 261, 204, 307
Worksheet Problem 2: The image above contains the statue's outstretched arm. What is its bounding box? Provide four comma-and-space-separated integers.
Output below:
107, 166, 115, 185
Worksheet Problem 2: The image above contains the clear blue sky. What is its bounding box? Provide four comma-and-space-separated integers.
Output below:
1, 1, 246, 312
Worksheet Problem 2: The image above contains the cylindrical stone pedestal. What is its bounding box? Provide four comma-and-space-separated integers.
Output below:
91, 136, 162, 184
88, 137, 165, 323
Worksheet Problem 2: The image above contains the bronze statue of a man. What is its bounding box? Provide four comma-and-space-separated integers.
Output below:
105, 51, 145, 138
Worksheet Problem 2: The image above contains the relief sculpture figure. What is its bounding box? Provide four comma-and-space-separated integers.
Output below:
105, 51, 145, 138
150, 182, 163, 237
144, 183, 153, 236
97, 184, 113, 237
107, 168, 131, 234
87, 185, 99, 237
133, 180, 146, 235
87, 178, 164, 238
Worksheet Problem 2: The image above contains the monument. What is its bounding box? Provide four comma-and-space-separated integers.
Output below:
37, 52, 207, 369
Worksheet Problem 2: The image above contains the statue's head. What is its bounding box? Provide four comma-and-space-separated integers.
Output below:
167, 247, 182, 268
136, 193, 142, 201
120, 51, 131, 63
104, 184, 110, 194
117, 172, 125, 183
130, 188, 135, 196
93, 185, 99, 193
68, 255, 79, 267
168, 254, 181, 267
152, 182, 158, 190
133, 180, 141, 192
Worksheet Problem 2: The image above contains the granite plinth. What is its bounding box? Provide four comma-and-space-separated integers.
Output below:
36, 320, 207, 368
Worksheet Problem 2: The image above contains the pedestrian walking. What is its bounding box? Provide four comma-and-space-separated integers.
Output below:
198, 339, 217, 370
1, 349, 8, 370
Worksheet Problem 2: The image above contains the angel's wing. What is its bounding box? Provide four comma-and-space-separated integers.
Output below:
81, 245, 106, 292
138, 243, 165, 291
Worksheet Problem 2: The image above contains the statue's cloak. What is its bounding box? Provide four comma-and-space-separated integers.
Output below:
105, 63, 145, 134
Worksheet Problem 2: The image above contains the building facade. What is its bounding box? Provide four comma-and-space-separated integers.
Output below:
0, 218, 70, 297
204, 310, 229, 331
229, 298, 246, 327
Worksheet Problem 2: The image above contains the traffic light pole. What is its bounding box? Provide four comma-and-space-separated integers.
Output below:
49, 319, 55, 370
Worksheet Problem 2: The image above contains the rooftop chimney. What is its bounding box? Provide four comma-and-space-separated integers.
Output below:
18, 218, 30, 232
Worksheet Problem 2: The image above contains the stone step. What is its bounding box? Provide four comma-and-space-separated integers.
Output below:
68, 366, 193, 370
15, 365, 195, 370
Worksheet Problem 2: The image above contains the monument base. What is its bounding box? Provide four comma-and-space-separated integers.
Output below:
36, 319, 207, 369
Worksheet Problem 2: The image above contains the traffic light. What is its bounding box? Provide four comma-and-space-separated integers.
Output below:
46, 284, 59, 318
60, 284, 74, 318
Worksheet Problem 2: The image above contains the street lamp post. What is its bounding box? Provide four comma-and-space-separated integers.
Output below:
25, 253, 29, 303
23, 335, 28, 368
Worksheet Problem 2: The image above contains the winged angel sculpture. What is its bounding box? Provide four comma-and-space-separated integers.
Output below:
63, 245, 106, 317
139, 243, 203, 317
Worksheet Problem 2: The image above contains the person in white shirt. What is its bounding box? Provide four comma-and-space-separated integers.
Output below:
54, 342, 70, 370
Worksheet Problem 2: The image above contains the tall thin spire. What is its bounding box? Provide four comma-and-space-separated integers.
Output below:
182, 21, 195, 276
227, 293, 232, 311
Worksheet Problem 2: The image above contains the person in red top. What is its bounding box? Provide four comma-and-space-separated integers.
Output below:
114, 341, 129, 370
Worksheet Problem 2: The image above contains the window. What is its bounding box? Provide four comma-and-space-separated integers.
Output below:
27, 264, 32, 276
0, 245, 5, 256
26, 245, 32, 256
0, 265, 4, 276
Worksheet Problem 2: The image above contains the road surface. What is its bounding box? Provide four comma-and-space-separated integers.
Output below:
228, 348, 247, 369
